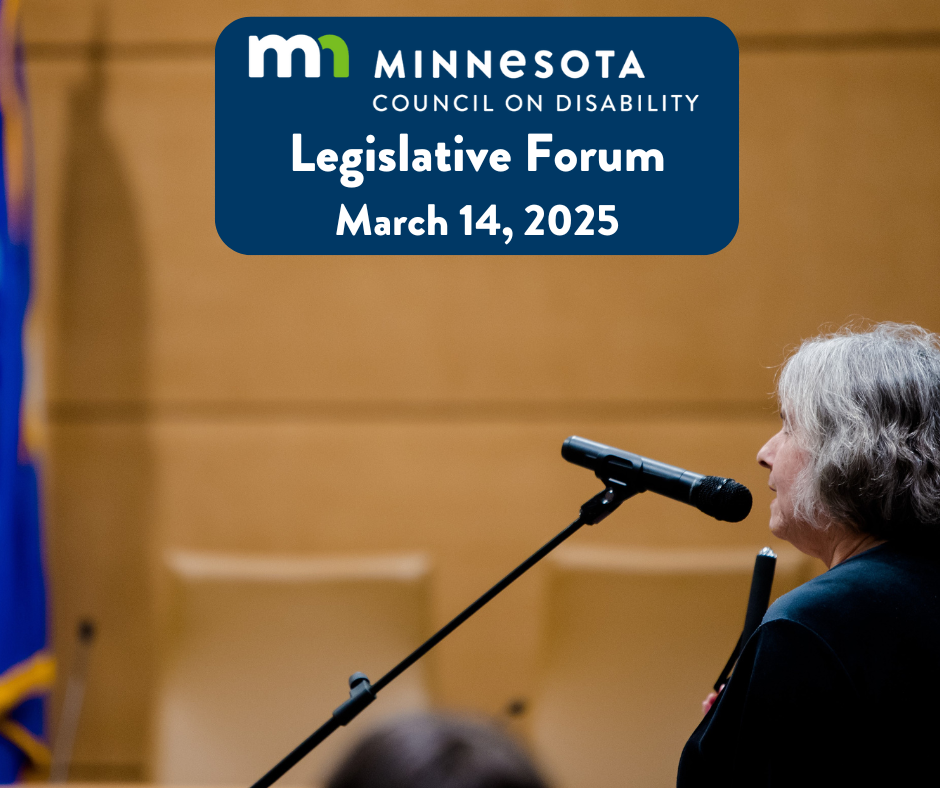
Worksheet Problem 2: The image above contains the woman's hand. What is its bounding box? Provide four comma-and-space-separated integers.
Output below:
702, 685, 724, 715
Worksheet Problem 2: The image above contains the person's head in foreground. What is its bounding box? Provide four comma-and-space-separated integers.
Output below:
757, 322, 940, 566
326, 713, 549, 788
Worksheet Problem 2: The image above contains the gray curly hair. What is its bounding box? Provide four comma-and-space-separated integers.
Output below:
778, 322, 940, 538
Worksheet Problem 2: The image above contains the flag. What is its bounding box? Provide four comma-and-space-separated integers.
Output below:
0, 0, 53, 780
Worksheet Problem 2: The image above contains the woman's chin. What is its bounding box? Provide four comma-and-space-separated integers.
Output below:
768, 516, 789, 542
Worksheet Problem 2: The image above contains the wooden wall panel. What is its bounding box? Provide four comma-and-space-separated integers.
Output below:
26, 51, 940, 406
150, 419, 781, 555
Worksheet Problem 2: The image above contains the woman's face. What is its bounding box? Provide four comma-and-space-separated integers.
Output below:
757, 418, 810, 544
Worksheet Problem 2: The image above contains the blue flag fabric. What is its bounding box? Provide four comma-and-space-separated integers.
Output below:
0, 0, 53, 781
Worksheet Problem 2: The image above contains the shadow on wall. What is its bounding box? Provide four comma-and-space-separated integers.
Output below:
57, 14, 149, 398
49, 11, 155, 780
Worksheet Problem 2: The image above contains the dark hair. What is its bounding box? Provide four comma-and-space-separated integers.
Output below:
325, 713, 549, 788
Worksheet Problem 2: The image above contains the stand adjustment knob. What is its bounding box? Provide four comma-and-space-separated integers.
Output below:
333, 672, 376, 726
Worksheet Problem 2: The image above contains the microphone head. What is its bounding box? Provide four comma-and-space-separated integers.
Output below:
691, 476, 752, 522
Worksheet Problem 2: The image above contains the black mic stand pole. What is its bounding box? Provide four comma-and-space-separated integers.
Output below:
249, 477, 638, 788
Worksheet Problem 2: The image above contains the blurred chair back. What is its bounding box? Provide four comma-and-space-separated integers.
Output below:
530, 545, 810, 788
153, 550, 432, 786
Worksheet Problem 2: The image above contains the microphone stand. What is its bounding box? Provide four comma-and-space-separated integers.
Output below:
249, 478, 638, 788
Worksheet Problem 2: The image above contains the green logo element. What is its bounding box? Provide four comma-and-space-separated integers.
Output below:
248, 34, 348, 78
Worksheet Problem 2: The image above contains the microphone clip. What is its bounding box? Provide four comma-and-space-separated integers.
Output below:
594, 456, 647, 491
579, 479, 638, 525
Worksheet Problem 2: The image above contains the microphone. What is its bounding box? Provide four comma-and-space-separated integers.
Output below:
561, 436, 753, 522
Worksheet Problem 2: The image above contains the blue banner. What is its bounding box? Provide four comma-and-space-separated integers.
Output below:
216, 17, 738, 255
0, 1, 52, 780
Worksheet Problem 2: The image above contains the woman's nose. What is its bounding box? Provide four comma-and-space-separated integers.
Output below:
757, 433, 778, 469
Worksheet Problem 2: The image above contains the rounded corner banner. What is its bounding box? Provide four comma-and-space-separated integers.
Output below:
215, 17, 739, 255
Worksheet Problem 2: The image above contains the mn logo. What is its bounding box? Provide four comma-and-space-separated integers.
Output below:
248, 34, 349, 77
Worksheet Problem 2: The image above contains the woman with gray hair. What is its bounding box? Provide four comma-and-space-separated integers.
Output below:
678, 322, 940, 787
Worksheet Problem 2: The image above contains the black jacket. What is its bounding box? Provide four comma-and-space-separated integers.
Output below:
678, 540, 940, 787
